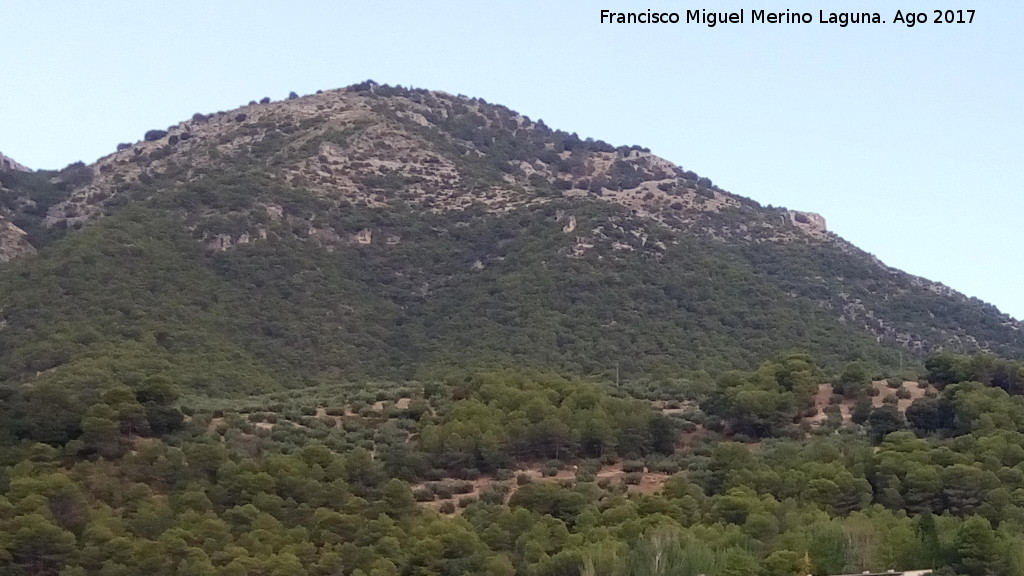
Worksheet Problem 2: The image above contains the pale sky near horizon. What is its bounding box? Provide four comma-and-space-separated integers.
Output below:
2, 1, 1021, 319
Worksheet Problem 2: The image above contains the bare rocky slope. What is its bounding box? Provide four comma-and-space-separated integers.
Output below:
0, 82, 1019, 392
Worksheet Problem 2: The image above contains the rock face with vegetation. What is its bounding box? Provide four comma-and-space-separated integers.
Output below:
1, 81, 1020, 395
0, 151, 31, 173
1, 82, 1024, 576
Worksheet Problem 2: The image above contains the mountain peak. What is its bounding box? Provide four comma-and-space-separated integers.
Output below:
0, 82, 1019, 381
47, 82, 823, 252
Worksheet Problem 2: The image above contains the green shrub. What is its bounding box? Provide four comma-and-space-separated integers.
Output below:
432, 484, 453, 500
623, 472, 643, 485
451, 481, 474, 495
649, 459, 681, 474
621, 460, 644, 473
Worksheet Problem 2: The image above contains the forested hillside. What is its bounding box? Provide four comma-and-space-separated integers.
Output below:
0, 83, 1020, 396
2, 83, 1024, 574
3, 355, 1024, 575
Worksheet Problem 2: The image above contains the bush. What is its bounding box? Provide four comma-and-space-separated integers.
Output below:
457, 496, 476, 508
623, 472, 643, 485
480, 489, 505, 505
144, 130, 168, 142
895, 388, 912, 399
621, 460, 644, 473
597, 478, 612, 489
494, 469, 513, 481
649, 459, 681, 474
704, 415, 725, 432
439, 501, 455, 514
413, 487, 435, 502
432, 484, 453, 500
516, 473, 532, 486
887, 378, 903, 389
883, 394, 898, 405
450, 481, 474, 495
479, 484, 510, 505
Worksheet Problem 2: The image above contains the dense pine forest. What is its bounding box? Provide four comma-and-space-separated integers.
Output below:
3, 355, 1024, 575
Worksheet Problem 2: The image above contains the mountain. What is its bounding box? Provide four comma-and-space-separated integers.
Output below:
0, 81, 1020, 397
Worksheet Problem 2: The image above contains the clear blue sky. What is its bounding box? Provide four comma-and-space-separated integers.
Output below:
2, 1, 1021, 319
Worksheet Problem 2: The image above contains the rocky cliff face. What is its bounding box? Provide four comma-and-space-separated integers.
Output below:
0, 216, 34, 261
0, 152, 31, 173
42, 83, 812, 248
